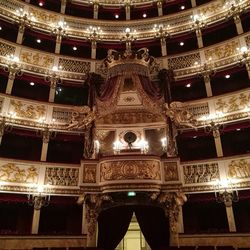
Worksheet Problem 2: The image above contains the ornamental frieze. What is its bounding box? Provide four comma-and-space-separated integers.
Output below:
227, 159, 250, 179
183, 163, 219, 184
83, 164, 97, 183
215, 91, 250, 113
0, 41, 15, 57
20, 49, 54, 68
204, 40, 239, 61
100, 160, 161, 181
164, 162, 179, 182
29, 7, 59, 23
97, 111, 163, 124
0, 163, 38, 183
10, 100, 46, 119
45, 167, 79, 186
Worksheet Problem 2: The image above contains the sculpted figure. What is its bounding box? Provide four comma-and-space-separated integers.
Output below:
164, 102, 197, 129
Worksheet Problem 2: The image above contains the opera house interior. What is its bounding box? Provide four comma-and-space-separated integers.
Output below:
0, 0, 250, 249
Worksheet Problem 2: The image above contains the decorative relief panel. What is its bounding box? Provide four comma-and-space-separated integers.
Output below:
183, 163, 219, 184
58, 58, 91, 74
188, 103, 210, 118
10, 100, 46, 119
29, 7, 59, 24
215, 91, 250, 113
52, 108, 72, 124
168, 53, 201, 69
20, 49, 54, 68
204, 40, 239, 61
83, 164, 97, 183
45, 167, 79, 186
164, 162, 179, 182
0, 42, 15, 57
97, 111, 163, 124
0, 163, 38, 183
100, 160, 161, 181
0, 0, 24, 11
227, 159, 250, 179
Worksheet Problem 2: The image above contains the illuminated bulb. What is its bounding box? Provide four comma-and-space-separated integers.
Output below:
142, 13, 147, 18
225, 74, 230, 79
127, 191, 136, 197
39, 2, 43, 6
186, 83, 191, 88
115, 14, 119, 19
30, 82, 35, 86
73, 46, 77, 51
36, 39, 41, 43
125, 27, 131, 33
180, 5, 185, 10
0, 26, 2, 31
179, 41, 184, 46
52, 66, 58, 71
240, 46, 248, 53
37, 185, 44, 193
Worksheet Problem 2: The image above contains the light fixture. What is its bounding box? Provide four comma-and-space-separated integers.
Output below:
179, 41, 184, 46
36, 38, 41, 43
153, 24, 170, 40
121, 27, 137, 52
39, 2, 43, 6
28, 184, 51, 210
73, 46, 77, 51
161, 137, 167, 152
185, 83, 191, 88
4, 54, 22, 79
127, 191, 136, 197
115, 14, 119, 19
236, 128, 241, 131
180, 5, 185, 10
30, 81, 35, 86
0, 26, 2, 31
45, 66, 62, 89
214, 179, 239, 207
86, 26, 102, 44
225, 74, 230, 79
205, 121, 224, 138
142, 13, 147, 18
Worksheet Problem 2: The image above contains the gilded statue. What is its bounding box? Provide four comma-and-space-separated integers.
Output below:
163, 102, 197, 129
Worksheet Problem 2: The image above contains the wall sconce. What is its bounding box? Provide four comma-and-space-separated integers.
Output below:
214, 179, 239, 207
51, 21, 68, 43
139, 139, 149, 154
3, 55, 22, 80
224, 0, 243, 20
113, 140, 122, 154
15, 8, 35, 33
195, 60, 216, 80
237, 46, 250, 67
86, 26, 102, 45
121, 27, 137, 53
28, 184, 51, 210
45, 66, 62, 89
153, 24, 170, 40
161, 137, 167, 152
204, 121, 224, 138
190, 14, 206, 33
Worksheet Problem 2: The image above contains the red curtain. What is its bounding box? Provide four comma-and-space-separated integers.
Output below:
134, 205, 169, 250
97, 206, 133, 250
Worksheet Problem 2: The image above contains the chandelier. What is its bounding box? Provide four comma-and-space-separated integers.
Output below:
28, 185, 51, 210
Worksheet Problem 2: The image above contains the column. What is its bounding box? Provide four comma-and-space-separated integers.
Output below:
125, 4, 130, 20
61, 0, 67, 14
86, 205, 98, 247
93, 3, 99, 19
31, 208, 41, 234
234, 16, 244, 35
55, 35, 62, 54
160, 38, 167, 56
40, 130, 49, 161
178, 206, 184, 234
213, 129, 224, 157
196, 29, 203, 48
204, 74, 213, 97
81, 202, 87, 234
16, 25, 25, 44
191, 0, 196, 7
225, 205, 236, 232
246, 62, 250, 79
6, 75, 15, 95
157, 1, 163, 16
91, 41, 97, 59
49, 81, 57, 102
